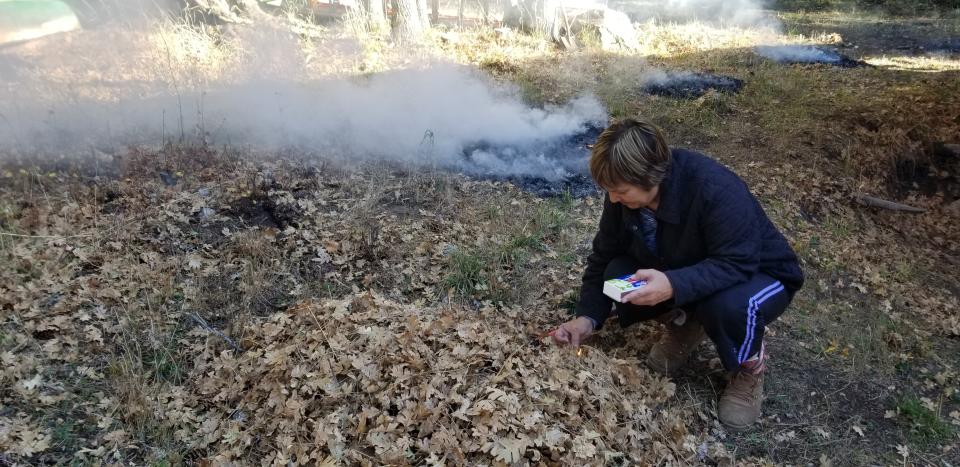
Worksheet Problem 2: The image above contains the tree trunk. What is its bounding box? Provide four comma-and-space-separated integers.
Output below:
416, 0, 431, 28
430, 0, 440, 24
478, 0, 490, 24
392, 0, 426, 40
363, 0, 388, 33
503, 0, 540, 31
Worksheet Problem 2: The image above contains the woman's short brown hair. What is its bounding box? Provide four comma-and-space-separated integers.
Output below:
589, 119, 671, 189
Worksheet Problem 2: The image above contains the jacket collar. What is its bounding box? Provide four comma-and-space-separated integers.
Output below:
653, 151, 683, 224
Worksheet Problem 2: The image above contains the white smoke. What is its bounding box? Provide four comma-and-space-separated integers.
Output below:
0, 63, 606, 179
754, 45, 843, 63
609, 0, 777, 28
641, 68, 687, 86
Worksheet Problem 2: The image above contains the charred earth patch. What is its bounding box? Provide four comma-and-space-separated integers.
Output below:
642, 72, 744, 99
457, 124, 603, 197
755, 45, 867, 67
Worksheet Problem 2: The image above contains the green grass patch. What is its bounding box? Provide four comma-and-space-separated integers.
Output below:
557, 251, 579, 264
444, 219, 561, 304
144, 345, 186, 385
442, 193, 580, 302
500, 232, 544, 265
51, 417, 81, 453
896, 396, 955, 446
443, 233, 545, 303
444, 248, 488, 297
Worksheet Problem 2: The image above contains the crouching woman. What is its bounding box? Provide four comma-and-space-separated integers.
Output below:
552, 119, 804, 430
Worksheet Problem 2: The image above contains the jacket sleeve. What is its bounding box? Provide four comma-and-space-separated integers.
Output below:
663, 182, 761, 306
574, 195, 628, 329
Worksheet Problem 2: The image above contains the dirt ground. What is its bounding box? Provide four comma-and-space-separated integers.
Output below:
1, 7, 959, 466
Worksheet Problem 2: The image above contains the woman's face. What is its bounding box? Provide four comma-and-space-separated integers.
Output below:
606, 183, 660, 210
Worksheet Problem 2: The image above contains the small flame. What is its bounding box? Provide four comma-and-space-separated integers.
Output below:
577, 348, 583, 357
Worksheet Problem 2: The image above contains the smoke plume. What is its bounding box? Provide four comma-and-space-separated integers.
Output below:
755, 45, 843, 63
610, 0, 776, 28
0, 61, 606, 180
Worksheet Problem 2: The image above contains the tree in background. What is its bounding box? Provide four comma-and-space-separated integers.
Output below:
360, 0, 389, 33
391, 0, 429, 40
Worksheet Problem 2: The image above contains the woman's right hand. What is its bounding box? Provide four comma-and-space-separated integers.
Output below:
551, 316, 595, 348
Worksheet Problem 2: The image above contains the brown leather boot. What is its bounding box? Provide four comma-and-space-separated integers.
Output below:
718, 369, 764, 430
645, 317, 706, 374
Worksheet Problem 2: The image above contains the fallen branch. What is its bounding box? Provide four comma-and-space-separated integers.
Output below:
189, 311, 241, 351
854, 193, 926, 213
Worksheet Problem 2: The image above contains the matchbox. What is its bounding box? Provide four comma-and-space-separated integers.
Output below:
603, 275, 647, 303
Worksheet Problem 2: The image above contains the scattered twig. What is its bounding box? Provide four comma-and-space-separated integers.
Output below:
189, 311, 241, 351
854, 193, 926, 213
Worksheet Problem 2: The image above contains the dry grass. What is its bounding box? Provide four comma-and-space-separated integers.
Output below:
631, 20, 779, 57
865, 53, 960, 71
148, 19, 240, 85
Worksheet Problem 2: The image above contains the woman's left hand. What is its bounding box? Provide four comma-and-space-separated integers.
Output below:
622, 269, 674, 306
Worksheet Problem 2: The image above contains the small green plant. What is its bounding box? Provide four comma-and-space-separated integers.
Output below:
896, 396, 955, 446
534, 192, 575, 239
146, 346, 185, 385
502, 232, 544, 261
444, 248, 487, 296
483, 202, 504, 220
557, 251, 579, 264
823, 214, 853, 238
51, 418, 78, 451
445, 229, 551, 303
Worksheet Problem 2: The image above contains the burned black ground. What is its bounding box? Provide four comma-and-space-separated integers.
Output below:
754, 45, 868, 67
458, 124, 603, 197
643, 72, 745, 98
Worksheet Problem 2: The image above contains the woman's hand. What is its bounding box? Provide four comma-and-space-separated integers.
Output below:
551, 316, 595, 348
622, 269, 673, 306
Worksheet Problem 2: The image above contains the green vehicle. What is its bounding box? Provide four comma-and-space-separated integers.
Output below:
0, 0, 80, 46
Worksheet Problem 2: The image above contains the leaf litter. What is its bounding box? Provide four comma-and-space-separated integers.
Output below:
0, 151, 738, 465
